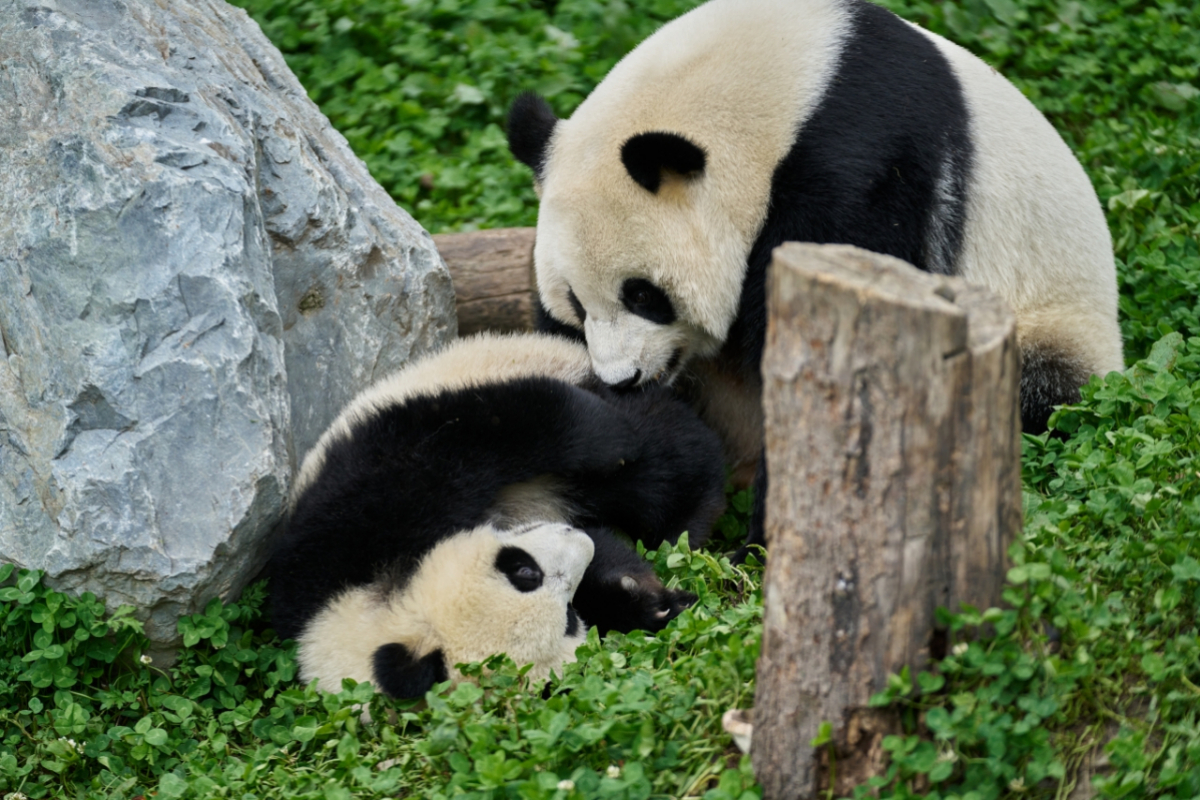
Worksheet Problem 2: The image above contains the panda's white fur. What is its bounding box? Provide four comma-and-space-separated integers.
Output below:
298, 522, 592, 694
515, 0, 1123, 433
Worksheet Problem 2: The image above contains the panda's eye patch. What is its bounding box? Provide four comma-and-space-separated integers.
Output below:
567, 288, 587, 324
620, 278, 675, 325
496, 546, 544, 592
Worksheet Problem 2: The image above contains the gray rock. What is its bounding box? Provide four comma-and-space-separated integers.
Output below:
0, 0, 457, 643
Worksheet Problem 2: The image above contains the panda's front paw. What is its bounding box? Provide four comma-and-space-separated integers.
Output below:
624, 575, 700, 633
574, 570, 696, 636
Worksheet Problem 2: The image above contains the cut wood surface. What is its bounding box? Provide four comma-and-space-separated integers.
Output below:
433, 227, 537, 335
752, 243, 1021, 799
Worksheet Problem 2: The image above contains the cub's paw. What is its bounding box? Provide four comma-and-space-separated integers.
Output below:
573, 570, 696, 636
619, 575, 697, 632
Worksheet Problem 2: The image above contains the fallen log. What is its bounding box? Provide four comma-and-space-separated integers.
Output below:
433, 227, 536, 335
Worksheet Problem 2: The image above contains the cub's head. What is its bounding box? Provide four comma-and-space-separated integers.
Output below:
508, 92, 756, 390
298, 522, 594, 700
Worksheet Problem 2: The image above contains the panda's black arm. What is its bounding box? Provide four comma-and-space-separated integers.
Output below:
572, 527, 696, 636
565, 387, 727, 549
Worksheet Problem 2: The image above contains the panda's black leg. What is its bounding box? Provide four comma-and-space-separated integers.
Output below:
398, 381, 646, 526
372, 643, 449, 699
732, 451, 768, 565
1019, 343, 1093, 435
572, 527, 696, 636
568, 386, 727, 549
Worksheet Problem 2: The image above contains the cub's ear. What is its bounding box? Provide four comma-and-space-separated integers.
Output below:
372, 643, 449, 699
620, 132, 707, 193
507, 92, 559, 179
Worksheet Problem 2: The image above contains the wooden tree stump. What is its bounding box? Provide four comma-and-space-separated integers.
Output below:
752, 243, 1021, 799
433, 227, 536, 335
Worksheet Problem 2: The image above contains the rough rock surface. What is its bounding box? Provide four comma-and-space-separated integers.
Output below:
0, 0, 456, 643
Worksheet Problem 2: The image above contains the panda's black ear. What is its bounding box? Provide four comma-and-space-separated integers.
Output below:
507, 92, 559, 179
372, 643, 449, 699
620, 132, 707, 193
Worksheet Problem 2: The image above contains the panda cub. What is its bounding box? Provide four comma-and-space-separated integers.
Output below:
271, 332, 726, 698
508, 0, 1124, 553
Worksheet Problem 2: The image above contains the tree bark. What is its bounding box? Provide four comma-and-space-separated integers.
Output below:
752, 244, 1021, 799
433, 227, 536, 335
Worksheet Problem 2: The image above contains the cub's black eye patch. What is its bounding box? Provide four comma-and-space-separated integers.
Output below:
567, 288, 586, 324
496, 546, 544, 592
620, 278, 675, 325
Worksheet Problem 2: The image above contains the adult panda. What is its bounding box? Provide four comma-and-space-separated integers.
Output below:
507, 0, 1123, 552
271, 332, 726, 697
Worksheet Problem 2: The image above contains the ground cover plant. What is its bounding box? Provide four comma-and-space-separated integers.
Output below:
2, 0, 1198, 797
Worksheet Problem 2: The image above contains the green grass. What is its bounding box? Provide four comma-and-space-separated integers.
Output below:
3, 0, 1200, 797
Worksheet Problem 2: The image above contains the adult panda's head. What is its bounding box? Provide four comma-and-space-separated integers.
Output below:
508, 92, 748, 390
297, 522, 594, 700
507, 0, 849, 390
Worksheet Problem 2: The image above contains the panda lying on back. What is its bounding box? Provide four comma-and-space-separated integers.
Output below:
271, 332, 726, 698
508, 0, 1123, 553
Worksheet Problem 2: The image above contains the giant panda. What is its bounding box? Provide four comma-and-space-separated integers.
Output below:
507, 0, 1124, 551
271, 332, 726, 697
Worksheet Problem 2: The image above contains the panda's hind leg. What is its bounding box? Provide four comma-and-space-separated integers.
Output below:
1017, 306, 1125, 435
1018, 341, 1097, 435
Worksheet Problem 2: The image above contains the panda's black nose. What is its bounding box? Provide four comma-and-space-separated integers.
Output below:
610, 370, 641, 393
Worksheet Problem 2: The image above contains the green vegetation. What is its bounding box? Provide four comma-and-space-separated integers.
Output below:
228, 0, 707, 232
0, 523, 761, 799
3, 0, 1199, 797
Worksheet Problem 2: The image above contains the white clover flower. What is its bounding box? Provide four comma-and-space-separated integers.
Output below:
951, 642, 969, 657
58, 737, 78, 751
557, 779, 575, 792
1009, 777, 1025, 791
139, 654, 153, 665
937, 748, 957, 763
6, 792, 30, 800
606, 765, 621, 779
